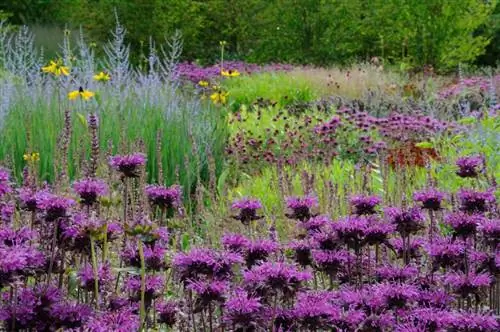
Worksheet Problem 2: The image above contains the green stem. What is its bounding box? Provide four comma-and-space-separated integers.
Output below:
90, 236, 100, 310
138, 238, 146, 331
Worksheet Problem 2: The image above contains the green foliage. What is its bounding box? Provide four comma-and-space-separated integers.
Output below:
1, 0, 498, 71
222, 72, 317, 112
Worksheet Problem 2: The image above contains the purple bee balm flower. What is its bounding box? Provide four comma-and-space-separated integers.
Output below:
0, 201, 15, 223
385, 207, 425, 237
109, 153, 146, 178
223, 289, 263, 330
293, 291, 339, 330
17, 187, 47, 212
456, 155, 483, 178
145, 184, 182, 210
285, 195, 319, 221
458, 189, 496, 214
427, 237, 466, 271
0, 167, 12, 197
376, 264, 418, 282
78, 263, 113, 291
445, 212, 483, 239
444, 271, 493, 298
0, 245, 45, 278
36, 192, 75, 221
289, 239, 314, 267
221, 233, 250, 253
0, 226, 36, 246
350, 195, 381, 215
173, 248, 243, 283
413, 188, 446, 210
187, 279, 228, 312
373, 282, 418, 309
231, 197, 263, 225
312, 249, 351, 275
124, 274, 165, 304
244, 239, 279, 268
72, 178, 108, 205
479, 218, 500, 244
243, 262, 312, 299
300, 215, 330, 233
416, 289, 453, 309
448, 311, 498, 332
50, 301, 92, 330
155, 300, 178, 327
122, 242, 167, 271
389, 237, 425, 260
364, 220, 394, 245
334, 216, 370, 248
86, 308, 139, 332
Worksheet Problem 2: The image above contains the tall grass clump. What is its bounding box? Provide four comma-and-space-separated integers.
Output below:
0, 20, 227, 205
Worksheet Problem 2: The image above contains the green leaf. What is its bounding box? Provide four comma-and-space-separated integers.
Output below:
76, 112, 88, 127
217, 167, 230, 196
415, 141, 433, 149
458, 116, 476, 125
181, 233, 190, 251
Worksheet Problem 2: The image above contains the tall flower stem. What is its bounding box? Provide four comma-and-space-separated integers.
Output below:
138, 238, 146, 331
90, 235, 100, 310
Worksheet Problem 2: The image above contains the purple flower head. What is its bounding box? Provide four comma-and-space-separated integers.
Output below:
445, 212, 483, 239
231, 197, 263, 225
245, 239, 279, 268
334, 216, 370, 248
0, 201, 15, 223
286, 195, 319, 221
389, 237, 425, 260
223, 289, 263, 330
187, 279, 228, 312
86, 308, 139, 332
145, 184, 182, 211
72, 178, 108, 205
124, 274, 165, 306
300, 215, 330, 233
448, 312, 498, 332
293, 291, 339, 330
36, 192, 75, 221
312, 249, 351, 275
109, 153, 146, 178
416, 289, 453, 308
0, 226, 36, 246
0, 167, 12, 197
221, 233, 250, 253
0, 244, 45, 281
350, 195, 381, 215
373, 282, 418, 309
385, 207, 425, 237
17, 187, 47, 212
444, 271, 493, 298
50, 301, 92, 330
479, 218, 500, 244
456, 155, 483, 178
413, 188, 446, 210
78, 263, 113, 291
458, 189, 496, 214
173, 248, 243, 283
312, 224, 340, 250
155, 300, 178, 327
364, 220, 395, 245
243, 262, 312, 300
376, 264, 418, 283
122, 241, 167, 271
427, 237, 466, 271
289, 239, 314, 267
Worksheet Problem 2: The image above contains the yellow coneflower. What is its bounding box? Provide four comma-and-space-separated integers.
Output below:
68, 87, 95, 101
198, 80, 209, 87
210, 90, 228, 105
42, 60, 70, 76
221, 69, 240, 77
93, 71, 110, 82
23, 152, 40, 162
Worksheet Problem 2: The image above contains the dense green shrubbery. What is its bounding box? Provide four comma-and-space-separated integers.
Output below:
1, 0, 499, 71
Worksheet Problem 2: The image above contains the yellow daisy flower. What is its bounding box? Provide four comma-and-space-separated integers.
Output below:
198, 80, 209, 87
210, 90, 228, 105
42, 60, 70, 76
68, 87, 95, 101
221, 69, 240, 77
23, 152, 40, 162
93, 71, 111, 82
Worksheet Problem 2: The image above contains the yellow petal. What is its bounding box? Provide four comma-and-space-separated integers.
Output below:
60, 66, 70, 76
81, 90, 95, 100
68, 90, 80, 100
